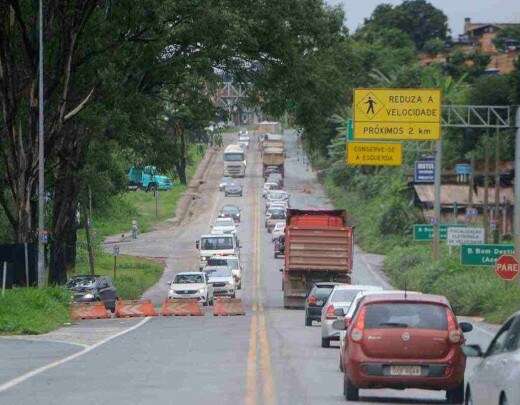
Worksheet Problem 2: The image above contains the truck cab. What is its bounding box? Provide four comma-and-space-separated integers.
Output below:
223, 144, 246, 177
127, 166, 173, 191
196, 234, 240, 269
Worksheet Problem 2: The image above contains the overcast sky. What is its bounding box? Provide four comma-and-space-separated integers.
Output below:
327, 0, 520, 36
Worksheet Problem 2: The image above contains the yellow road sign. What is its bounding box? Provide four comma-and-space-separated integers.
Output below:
353, 88, 441, 140
346, 142, 402, 166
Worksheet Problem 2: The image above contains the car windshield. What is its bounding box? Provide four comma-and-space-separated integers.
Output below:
174, 274, 204, 284
200, 236, 234, 250
226, 183, 241, 189
66, 277, 96, 288
264, 183, 277, 189
223, 153, 244, 161
269, 192, 286, 199
330, 289, 364, 303
214, 218, 234, 227
220, 177, 232, 183
268, 209, 286, 219
226, 259, 239, 270
312, 286, 334, 299
206, 258, 228, 266
364, 303, 448, 330
222, 206, 239, 214
205, 268, 232, 278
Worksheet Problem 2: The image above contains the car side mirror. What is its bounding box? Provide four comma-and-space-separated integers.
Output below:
195, 241, 200, 249
334, 308, 345, 317
462, 344, 483, 357
332, 319, 346, 331
459, 322, 473, 333
279, 268, 283, 272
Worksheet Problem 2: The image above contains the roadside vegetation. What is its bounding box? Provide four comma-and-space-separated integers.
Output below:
296, 2, 520, 323
0, 288, 70, 335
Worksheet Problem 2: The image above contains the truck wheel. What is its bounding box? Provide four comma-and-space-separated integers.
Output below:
321, 338, 330, 348
305, 316, 312, 326
446, 382, 464, 404
147, 183, 157, 192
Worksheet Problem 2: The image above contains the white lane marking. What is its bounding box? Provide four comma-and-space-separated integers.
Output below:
0, 317, 151, 393
0, 336, 89, 349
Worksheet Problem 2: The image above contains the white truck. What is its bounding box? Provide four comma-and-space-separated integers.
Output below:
196, 234, 240, 269
223, 144, 246, 177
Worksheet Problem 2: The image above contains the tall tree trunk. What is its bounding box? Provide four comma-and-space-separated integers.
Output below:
49, 156, 81, 284
175, 122, 187, 185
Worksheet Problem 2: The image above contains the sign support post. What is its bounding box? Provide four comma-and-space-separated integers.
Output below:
515, 107, 520, 286
432, 134, 443, 261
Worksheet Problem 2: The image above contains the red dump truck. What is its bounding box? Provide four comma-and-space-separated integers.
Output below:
282, 209, 354, 309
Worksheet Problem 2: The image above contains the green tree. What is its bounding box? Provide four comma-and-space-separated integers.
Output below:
361, 0, 448, 50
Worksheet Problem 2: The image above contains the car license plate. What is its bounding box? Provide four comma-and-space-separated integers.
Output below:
390, 366, 422, 376
316, 300, 323, 306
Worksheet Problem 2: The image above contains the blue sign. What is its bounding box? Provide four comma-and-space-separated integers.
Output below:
414, 159, 435, 183
455, 164, 471, 175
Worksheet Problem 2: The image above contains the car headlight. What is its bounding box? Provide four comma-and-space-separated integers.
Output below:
227, 280, 235, 287
83, 293, 95, 299
198, 288, 206, 294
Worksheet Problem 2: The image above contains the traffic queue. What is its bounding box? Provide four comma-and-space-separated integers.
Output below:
257, 126, 518, 405
167, 131, 249, 307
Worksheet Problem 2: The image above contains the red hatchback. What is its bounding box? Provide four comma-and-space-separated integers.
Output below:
340, 293, 472, 403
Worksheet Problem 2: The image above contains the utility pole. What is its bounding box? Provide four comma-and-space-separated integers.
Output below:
432, 134, 443, 261
37, 0, 46, 287
514, 107, 520, 286
494, 127, 500, 243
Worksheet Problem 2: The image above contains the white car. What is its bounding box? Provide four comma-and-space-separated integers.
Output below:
272, 222, 285, 241
205, 255, 242, 289
204, 266, 236, 298
320, 284, 383, 348
211, 217, 237, 235
269, 201, 288, 212
262, 182, 280, 198
464, 310, 520, 405
167, 272, 214, 306
265, 190, 289, 211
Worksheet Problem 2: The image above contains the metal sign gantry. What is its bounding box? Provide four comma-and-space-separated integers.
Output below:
431, 105, 513, 261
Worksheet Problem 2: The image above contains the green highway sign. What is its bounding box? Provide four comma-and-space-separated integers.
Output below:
345, 119, 354, 141
460, 244, 515, 266
413, 224, 466, 241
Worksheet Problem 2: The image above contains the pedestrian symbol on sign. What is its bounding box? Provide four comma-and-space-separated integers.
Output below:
365, 96, 376, 115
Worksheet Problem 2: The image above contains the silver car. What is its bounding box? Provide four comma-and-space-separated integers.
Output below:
204, 266, 236, 298
320, 284, 382, 348
464, 310, 520, 405
167, 272, 214, 306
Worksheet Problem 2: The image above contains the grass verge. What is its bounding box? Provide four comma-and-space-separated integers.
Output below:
0, 287, 70, 335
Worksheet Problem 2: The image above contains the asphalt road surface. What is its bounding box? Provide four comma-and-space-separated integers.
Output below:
0, 130, 498, 405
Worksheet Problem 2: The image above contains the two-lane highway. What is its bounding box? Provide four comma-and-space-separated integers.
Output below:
0, 130, 495, 405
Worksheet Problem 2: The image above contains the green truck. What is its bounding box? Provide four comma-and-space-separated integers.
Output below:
127, 166, 174, 191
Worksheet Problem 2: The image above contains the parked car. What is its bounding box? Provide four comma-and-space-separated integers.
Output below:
337, 292, 473, 403
219, 204, 241, 223
304, 282, 340, 326
272, 222, 285, 241
204, 267, 236, 298
265, 207, 286, 232
464, 310, 520, 405
167, 272, 214, 306
224, 182, 243, 197
320, 284, 382, 348
66, 275, 117, 312
262, 182, 280, 198
219, 176, 233, 191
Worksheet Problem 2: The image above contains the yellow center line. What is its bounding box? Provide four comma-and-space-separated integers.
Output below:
244, 147, 276, 405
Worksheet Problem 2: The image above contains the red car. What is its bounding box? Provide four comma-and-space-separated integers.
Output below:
340, 292, 473, 403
